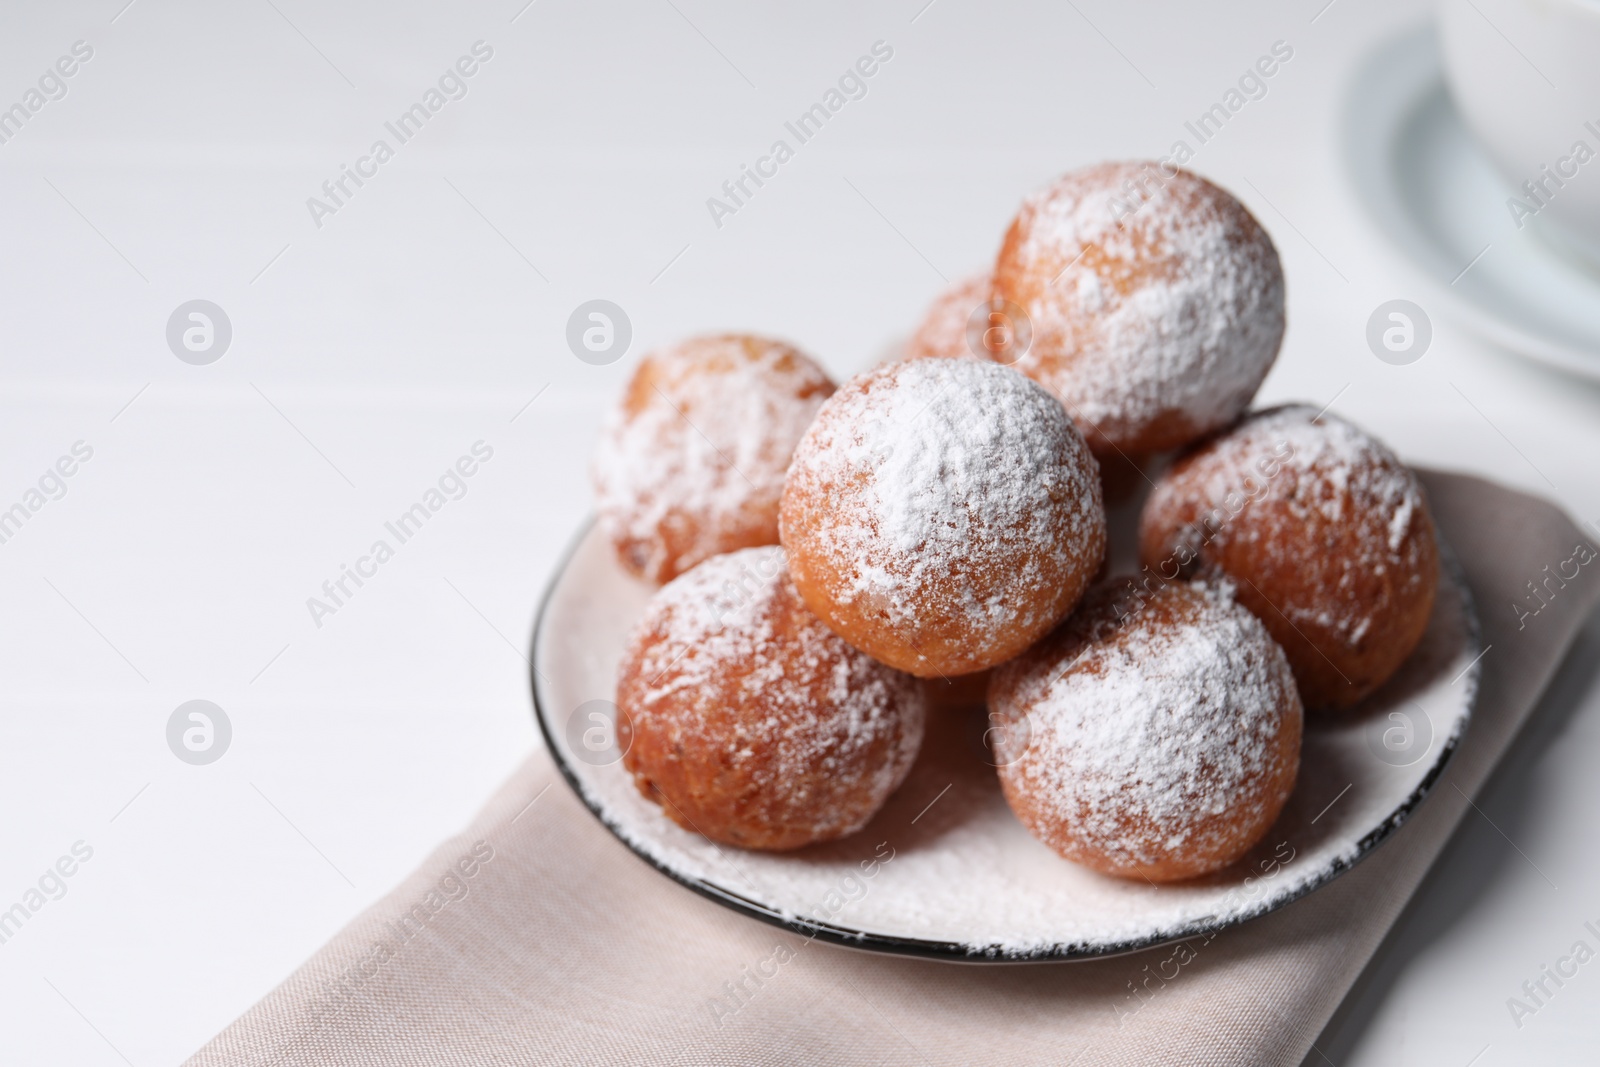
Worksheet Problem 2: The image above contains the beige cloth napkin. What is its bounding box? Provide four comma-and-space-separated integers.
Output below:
187, 471, 1600, 1067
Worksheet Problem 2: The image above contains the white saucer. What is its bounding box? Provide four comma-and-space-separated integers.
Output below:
530, 503, 1481, 962
1343, 27, 1600, 379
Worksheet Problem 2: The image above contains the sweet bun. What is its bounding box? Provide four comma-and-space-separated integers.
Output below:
991, 162, 1285, 457
780, 358, 1105, 678
616, 547, 925, 851
1138, 405, 1439, 711
989, 578, 1302, 882
906, 273, 990, 361
593, 334, 833, 584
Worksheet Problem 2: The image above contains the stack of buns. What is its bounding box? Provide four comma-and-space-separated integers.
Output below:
590, 162, 1438, 883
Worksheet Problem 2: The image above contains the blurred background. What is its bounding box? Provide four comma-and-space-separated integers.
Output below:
1, 0, 1597, 1063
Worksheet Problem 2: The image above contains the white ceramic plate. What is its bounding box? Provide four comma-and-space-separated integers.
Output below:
530, 500, 1481, 962
1343, 27, 1600, 380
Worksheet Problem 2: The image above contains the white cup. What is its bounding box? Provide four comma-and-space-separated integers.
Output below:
1438, 0, 1600, 267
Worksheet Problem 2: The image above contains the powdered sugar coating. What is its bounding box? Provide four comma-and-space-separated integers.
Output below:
781, 358, 1106, 677
992, 162, 1285, 453
990, 578, 1302, 882
593, 335, 834, 584
616, 546, 926, 851
906, 273, 990, 361
1139, 404, 1438, 710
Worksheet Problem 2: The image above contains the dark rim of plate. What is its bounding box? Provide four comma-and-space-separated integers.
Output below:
528, 519, 1481, 964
